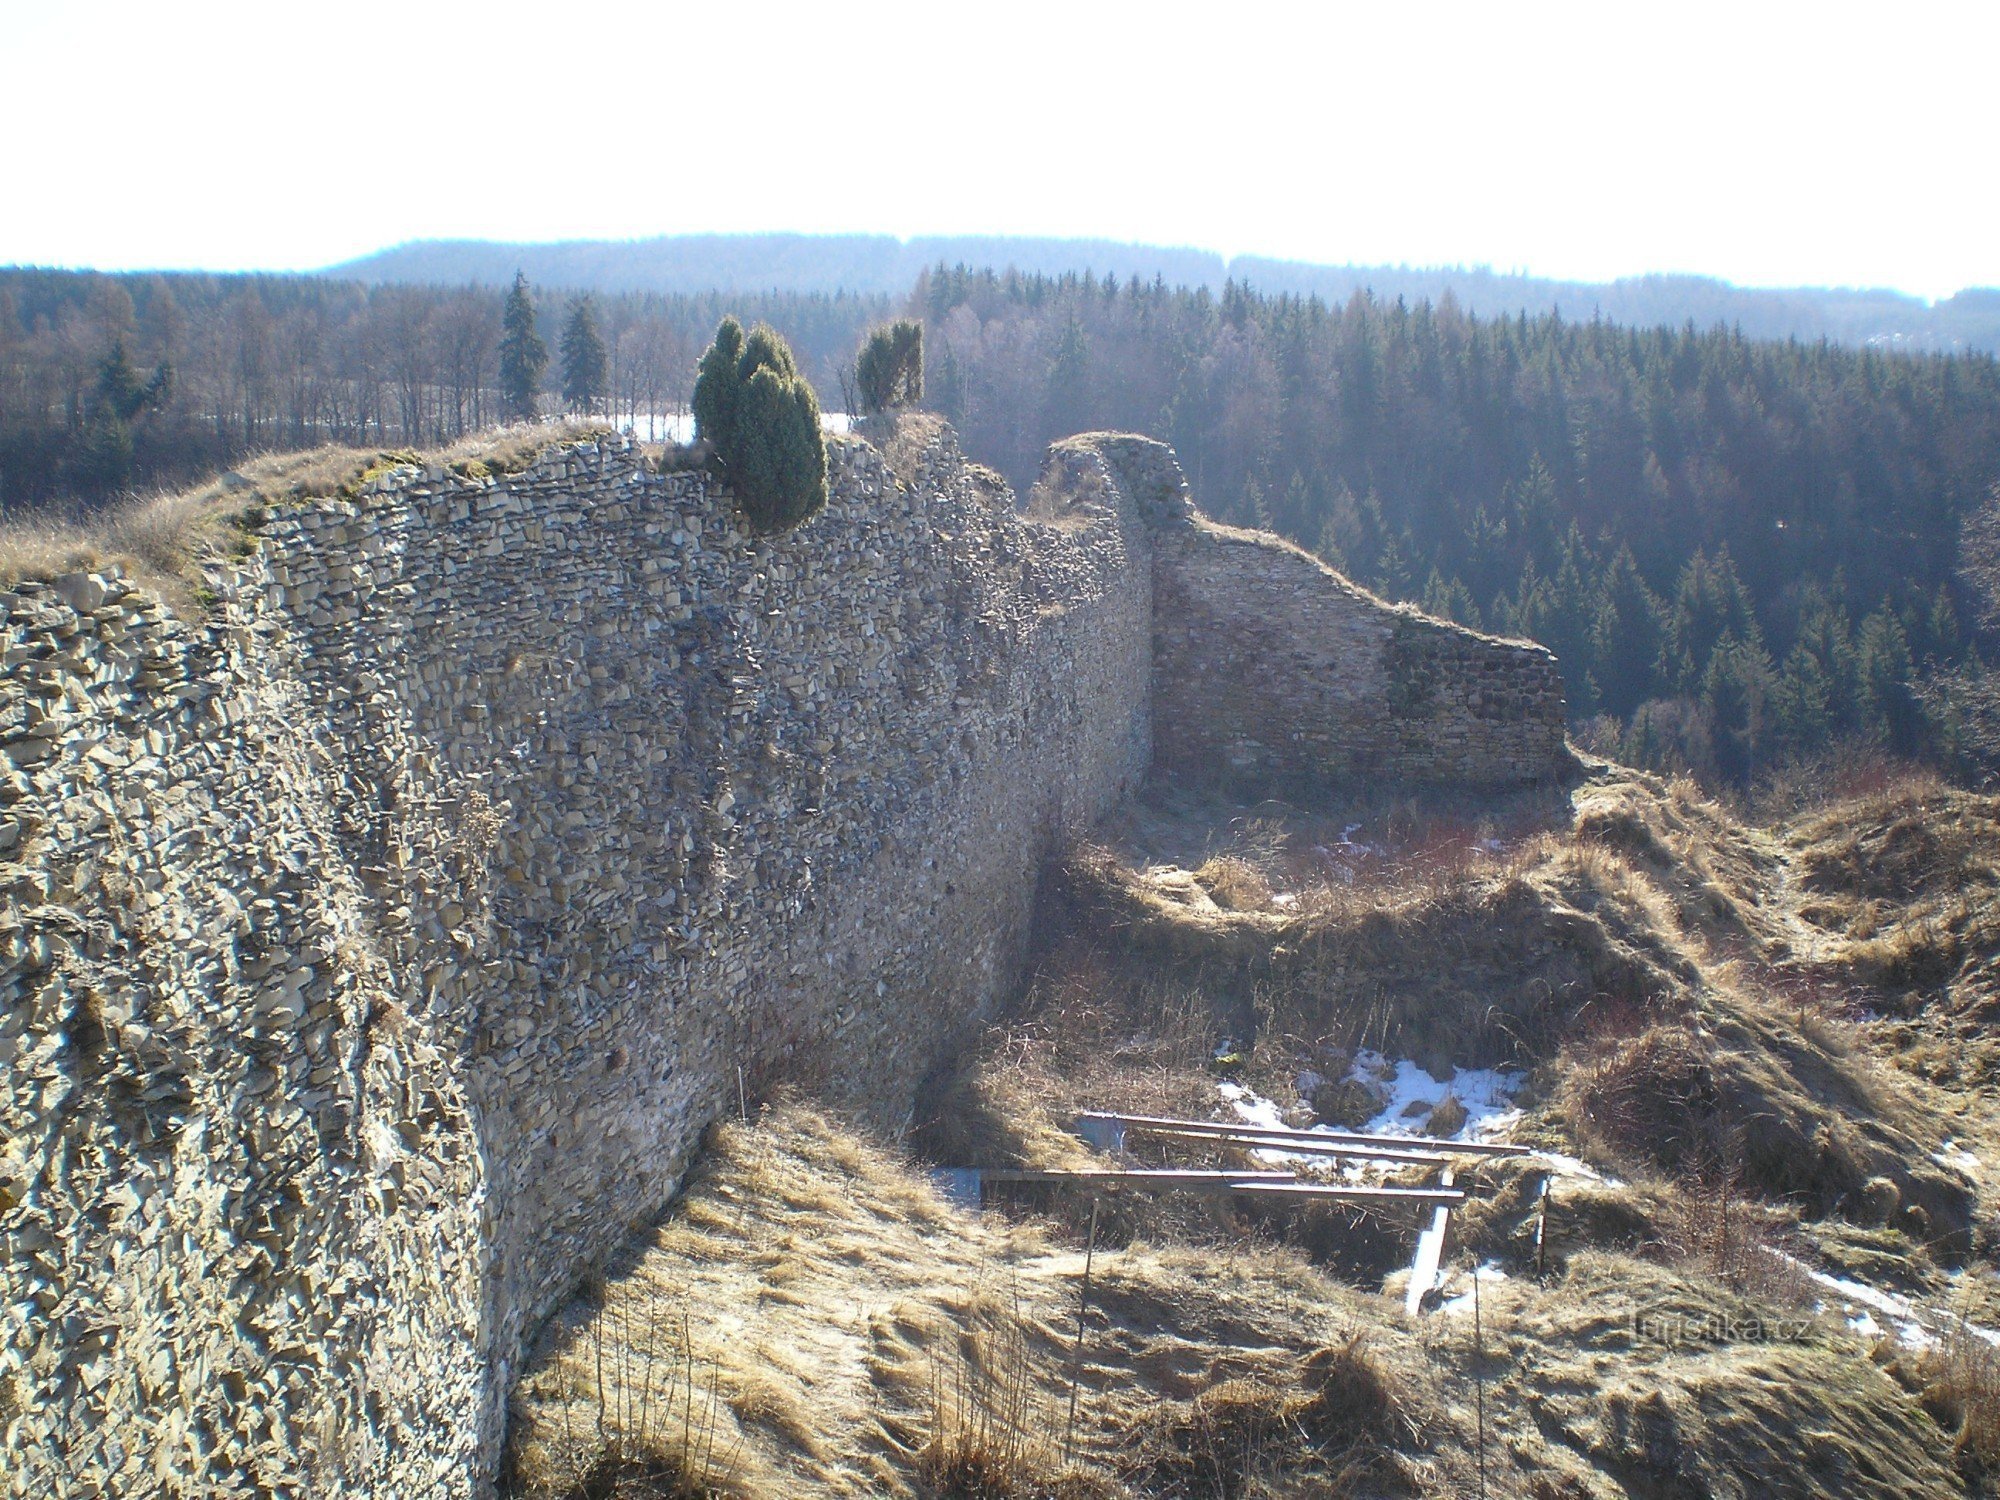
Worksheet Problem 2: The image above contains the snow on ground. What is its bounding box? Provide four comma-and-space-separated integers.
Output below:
1762, 1248, 2000, 1350
1347, 1050, 1525, 1141
1438, 1261, 1509, 1316
1216, 1081, 1289, 1135
1934, 1138, 1982, 1177
1521, 1148, 1623, 1187
1215, 1060, 1997, 1352
1217, 1059, 1621, 1186
1216, 1056, 1989, 1348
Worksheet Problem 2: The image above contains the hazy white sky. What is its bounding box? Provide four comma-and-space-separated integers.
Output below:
2, 0, 1994, 298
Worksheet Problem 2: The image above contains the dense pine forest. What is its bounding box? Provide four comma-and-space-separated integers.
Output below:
918, 267, 2000, 788
6, 262, 2000, 789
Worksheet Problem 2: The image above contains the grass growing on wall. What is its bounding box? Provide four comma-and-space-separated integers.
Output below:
0, 421, 615, 604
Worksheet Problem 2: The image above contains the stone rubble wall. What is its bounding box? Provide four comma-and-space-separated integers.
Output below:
1, 418, 1154, 1497
0, 421, 1564, 1499
1151, 518, 1570, 791
0, 570, 486, 1496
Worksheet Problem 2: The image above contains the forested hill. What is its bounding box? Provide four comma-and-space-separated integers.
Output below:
9, 259, 2000, 786
329, 233, 2000, 354
921, 268, 2000, 784
329, 235, 1229, 305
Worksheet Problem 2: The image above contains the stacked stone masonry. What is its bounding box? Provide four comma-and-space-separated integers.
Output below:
1152, 519, 1569, 791
0, 421, 1564, 1498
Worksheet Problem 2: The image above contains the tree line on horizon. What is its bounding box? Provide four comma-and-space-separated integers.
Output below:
914, 265, 2000, 787
328, 233, 2000, 356
6, 260, 2000, 788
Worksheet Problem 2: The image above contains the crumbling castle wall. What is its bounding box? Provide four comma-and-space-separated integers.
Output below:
0, 421, 1562, 1499
2, 419, 1153, 1497
1151, 518, 1570, 791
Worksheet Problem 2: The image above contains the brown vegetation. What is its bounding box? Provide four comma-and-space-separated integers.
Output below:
507, 763, 2000, 1498
0, 422, 610, 600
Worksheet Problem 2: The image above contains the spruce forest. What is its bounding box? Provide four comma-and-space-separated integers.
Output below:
5, 262, 2000, 791
920, 268, 2000, 791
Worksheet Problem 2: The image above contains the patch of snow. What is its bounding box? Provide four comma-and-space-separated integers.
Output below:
1439, 1261, 1510, 1317
1347, 1051, 1526, 1142
1271, 891, 1298, 908
1526, 1149, 1625, 1188
610, 409, 852, 443
1768, 1248, 2000, 1350
1216, 1059, 1530, 1170
1804, 1269, 1934, 1348
1934, 1139, 1982, 1177
1216, 1081, 1287, 1135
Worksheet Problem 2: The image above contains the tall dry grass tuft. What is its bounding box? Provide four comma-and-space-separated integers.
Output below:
1752, 746, 1945, 820
1656, 1167, 1812, 1307
913, 1299, 1101, 1500
507, 1287, 743, 1499
1912, 1320, 2000, 1477
1123, 1335, 1405, 1499
1191, 855, 1273, 912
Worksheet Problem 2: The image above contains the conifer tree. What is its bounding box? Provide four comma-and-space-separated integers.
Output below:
692, 317, 826, 533
560, 296, 608, 414
854, 320, 924, 414
1592, 546, 1665, 716
1774, 644, 1835, 747
929, 339, 966, 422
1703, 634, 1776, 785
693, 315, 746, 457
1857, 607, 1919, 749
1043, 318, 1090, 430
498, 272, 548, 423
1421, 570, 1482, 629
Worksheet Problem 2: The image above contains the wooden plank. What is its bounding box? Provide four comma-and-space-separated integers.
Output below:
1080, 1109, 1531, 1158
966, 1167, 1463, 1204
1223, 1182, 1466, 1204
973, 1168, 1300, 1186
1406, 1166, 1455, 1318
1108, 1122, 1457, 1167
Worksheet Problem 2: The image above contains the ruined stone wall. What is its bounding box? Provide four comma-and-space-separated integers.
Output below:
1150, 518, 1570, 791
1, 421, 1565, 1499
0, 572, 486, 1496
1, 419, 1154, 1497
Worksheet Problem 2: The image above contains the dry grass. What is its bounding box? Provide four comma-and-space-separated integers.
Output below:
504, 1292, 744, 1498
0, 421, 612, 604
1788, 780, 2000, 992
910, 1299, 1107, 1500
522, 764, 2000, 1498
1908, 1321, 2000, 1477
509, 1097, 1976, 1500
1051, 816, 1697, 1080
1122, 1336, 1408, 1499
1189, 856, 1272, 914
507, 1101, 1447, 1499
